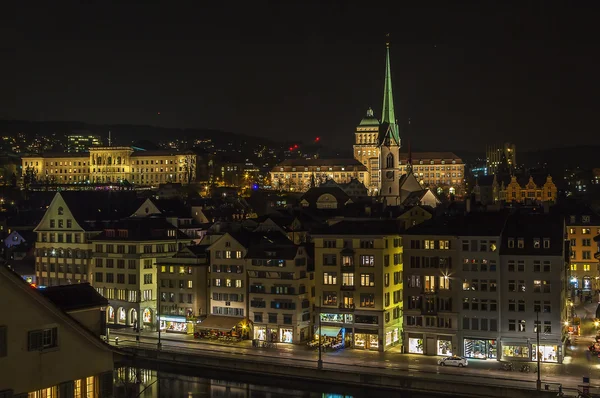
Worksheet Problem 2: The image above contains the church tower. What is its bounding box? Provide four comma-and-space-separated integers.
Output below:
378, 35, 401, 206
353, 107, 380, 194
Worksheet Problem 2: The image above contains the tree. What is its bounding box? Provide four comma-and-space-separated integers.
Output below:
22, 166, 38, 190
182, 154, 197, 184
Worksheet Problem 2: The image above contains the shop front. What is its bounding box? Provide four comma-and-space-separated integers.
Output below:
354, 329, 379, 350
254, 326, 267, 341
463, 338, 497, 359
385, 327, 400, 348
501, 341, 530, 360
319, 313, 354, 347
437, 336, 453, 356
195, 315, 250, 340
532, 343, 561, 363
408, 334, 424, 354
159, 315, 194, 334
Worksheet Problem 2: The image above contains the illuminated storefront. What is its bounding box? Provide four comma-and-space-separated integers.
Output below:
254, 326, 267, 341
279, 328, 293, 343
385, 328, 400, 347
438, 339, 452, 356
159, 315, 193, 334
118, 308, 126, 324
107, 306, 115, 323
408, 337, 424, 354
502, 344, 529, 359
142, 308, 153, 324
463, 338, 497, 359
355, 332, 379, 350
320, 313, 353, 324
532, 344, 559, 363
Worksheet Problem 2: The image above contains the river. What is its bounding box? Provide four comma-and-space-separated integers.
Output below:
113, 361, 451, 397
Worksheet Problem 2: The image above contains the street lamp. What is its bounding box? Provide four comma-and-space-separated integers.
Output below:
317, 296, 323, 370
536, 310, 541, 391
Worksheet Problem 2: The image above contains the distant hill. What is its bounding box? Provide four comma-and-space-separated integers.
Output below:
0, 120, 279, 150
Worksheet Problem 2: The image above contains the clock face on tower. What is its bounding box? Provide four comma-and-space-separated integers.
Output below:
386, 171, 394, 180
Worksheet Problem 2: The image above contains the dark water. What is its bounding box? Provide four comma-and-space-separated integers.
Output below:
114, 360, 449, 398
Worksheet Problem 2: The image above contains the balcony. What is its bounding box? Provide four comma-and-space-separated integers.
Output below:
340, 284, 355, 291
338, 303, 355, 312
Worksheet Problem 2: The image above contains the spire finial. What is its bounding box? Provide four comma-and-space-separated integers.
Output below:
386, 32, 390, 48
381, 33, 399, 145
366, 107, 374, 117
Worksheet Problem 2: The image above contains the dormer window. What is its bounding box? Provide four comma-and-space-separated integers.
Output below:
570, 215, 576, 223
57, 207, 64, 215
517, 239, 524, 248
266, 251, 276, 257
118, 230, 128, 238
225, 241, 231, 247
582, 215, 590, 223
533, 239, 541, 249
106, 229, 115, 237
167, 230, 176, 237
543, 239, 550, 249
508, 239, 515, 248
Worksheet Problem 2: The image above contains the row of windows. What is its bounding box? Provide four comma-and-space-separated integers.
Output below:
406, 316, 453, 328
96, 287, 139, 302
95, 259, 137, 269
94, 272, 138, 285
507, 238, 551, 249
160, 279, 193, 289
213, 307, 244, 316
253, 313, 297, 324
571, 251, 594, 260
160, 292, 193, 304
409, 256, 453, 269
213, 279, 243, 288
38, 263, 86, 274
568, 227, 599, 235
322, 292, 375, 308
323, 239, 378, 249
461, 259, 497, 272
323, 254, 375, 266
571, 238, 595, 246
95, 243, 177, 254
214, 250, 243, 259
570, 264, 594, 271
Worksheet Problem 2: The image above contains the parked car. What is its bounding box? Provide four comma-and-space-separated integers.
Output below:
438, 356, 468, 367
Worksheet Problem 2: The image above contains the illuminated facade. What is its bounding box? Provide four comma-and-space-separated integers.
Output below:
312, 220, 404, 352
22, 146, 197, 186
0, 266, 113, 396
567, 213, 600, 292
498, 175, 557, 203
486, 143, 516, 174
269, 159, 369, 192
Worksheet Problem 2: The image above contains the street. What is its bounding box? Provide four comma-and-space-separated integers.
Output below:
108, 302, 600, 396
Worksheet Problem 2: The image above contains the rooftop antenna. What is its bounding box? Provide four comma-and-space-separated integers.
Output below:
108, 130, 112, 147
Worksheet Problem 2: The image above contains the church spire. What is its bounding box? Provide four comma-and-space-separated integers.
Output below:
382, 34, 396, 125
380, 34, 400, 146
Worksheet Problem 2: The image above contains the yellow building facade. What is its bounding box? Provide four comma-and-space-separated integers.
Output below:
22, 146, 197, 186
312, 219, 403, 352
270, 159, 369, 192
567, 214, 600, 292
493, 175, 557, 203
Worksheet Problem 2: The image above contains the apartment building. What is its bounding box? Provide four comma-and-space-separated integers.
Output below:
33, 191, 141, 287
402, 224, 461, 356
0, 266, 114, 396
312, 219, 403, 352
89, 217, 191, 330
499, 213, 567, 363
247, 239, 311, 344
156, 245, 210, 334
566, 211, 600, 293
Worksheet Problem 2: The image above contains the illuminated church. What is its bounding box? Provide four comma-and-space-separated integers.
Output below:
271, 39, 465, 201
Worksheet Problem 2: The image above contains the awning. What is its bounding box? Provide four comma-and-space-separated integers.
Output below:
196, 315, 244, 331
319, 326, 341, 337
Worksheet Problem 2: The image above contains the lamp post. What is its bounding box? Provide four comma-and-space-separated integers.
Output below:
318, 296, 323, 369
157, 272, 162, 350
536, 310, 541, 391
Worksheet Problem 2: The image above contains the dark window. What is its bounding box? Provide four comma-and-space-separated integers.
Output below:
28, 327, 58, 351
0, 326, 6, 357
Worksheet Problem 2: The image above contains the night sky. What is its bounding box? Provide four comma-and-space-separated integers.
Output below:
3, 1, 598, 152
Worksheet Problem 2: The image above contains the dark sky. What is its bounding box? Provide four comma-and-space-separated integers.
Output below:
2, 1, 599, 152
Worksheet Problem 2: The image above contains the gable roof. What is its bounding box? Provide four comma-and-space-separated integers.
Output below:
40, 283, 108, 312
404, 212, 509, 237
0, 266, 114, 352
312, 219, 403, 236
59, 191, 144, 230
500, 213, 565, 256
93, 216, 188, 241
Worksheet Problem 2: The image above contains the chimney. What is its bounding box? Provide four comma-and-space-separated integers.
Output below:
466, 198, 471, 213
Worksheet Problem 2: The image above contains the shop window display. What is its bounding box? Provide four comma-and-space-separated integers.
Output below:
118, 308, 126, 323
392, 329, 399, 343
464, 339, 497, 359
502, 345, 530, 359
532, 344, 558, 363
107, 307, 115, 322
409, 338, 424, 354
143, 308, 153, 323
438, 339, 452, 356
254, 327, 267, 341
280, 328, 293, 343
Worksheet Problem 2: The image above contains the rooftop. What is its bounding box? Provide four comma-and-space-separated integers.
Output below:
403, 211, 509, 237
312, 219, 403, 236
39, 283, 108, 311
274, 158, 367, 168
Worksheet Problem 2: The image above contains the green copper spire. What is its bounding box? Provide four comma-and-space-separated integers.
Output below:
381, 34, 400, 145
382, 37, 395, 124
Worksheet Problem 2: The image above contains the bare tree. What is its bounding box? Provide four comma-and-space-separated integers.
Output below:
182, 154, 197, 184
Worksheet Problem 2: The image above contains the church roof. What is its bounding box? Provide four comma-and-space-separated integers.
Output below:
399, 152, 462, 162
274, 158, 367, 170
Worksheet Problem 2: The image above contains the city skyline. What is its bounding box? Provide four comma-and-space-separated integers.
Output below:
3, 2, 598, 152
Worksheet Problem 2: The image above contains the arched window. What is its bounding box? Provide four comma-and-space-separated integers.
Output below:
386, 153, 394, 169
